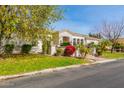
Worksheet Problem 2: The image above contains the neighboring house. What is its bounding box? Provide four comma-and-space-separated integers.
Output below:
116, 38, 124, 45
59, 30, 100, 46
85, 36, 100, 45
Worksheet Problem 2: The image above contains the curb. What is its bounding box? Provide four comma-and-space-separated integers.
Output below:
93, 59, 118, 64
0, 59, 119, 81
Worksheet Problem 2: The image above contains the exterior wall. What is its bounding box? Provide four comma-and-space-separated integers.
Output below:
59, 31, 86, 46
72, 36, 86, 45
30, 40, 42, 54
31, 31, 100, 55
3, 31, 100, 56
86, 39, 99, 44
51, 45, 56, 55
59, 31, 73, 45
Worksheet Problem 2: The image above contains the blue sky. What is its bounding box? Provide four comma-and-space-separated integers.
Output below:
53, 5, 124, 35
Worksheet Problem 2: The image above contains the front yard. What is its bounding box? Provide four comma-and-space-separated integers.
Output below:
102, 51, 124, 59
1, 51, 124, 76
0, 55, 88, 76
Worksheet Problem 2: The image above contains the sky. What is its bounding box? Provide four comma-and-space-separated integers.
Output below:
53, 5, 124, 35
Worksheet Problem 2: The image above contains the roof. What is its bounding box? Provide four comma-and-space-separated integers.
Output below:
85, 36, 100, 41
60, 29, 100, 41
60, 29, 86, 37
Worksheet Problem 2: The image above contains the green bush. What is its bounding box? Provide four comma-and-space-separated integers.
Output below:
21, 44, 32, 54
4, 44, 14, 54
61, 42, 70, 46
114, 43, 121, 49
113, 43, 124, 52
56, 48, 63, 56
96, 45, 102, 56
79, 45, 90, 58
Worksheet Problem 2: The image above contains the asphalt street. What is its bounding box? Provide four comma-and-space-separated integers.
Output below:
0, 59, 124, 88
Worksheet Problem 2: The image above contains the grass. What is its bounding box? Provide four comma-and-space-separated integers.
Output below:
102, 51, 124, 59
0, 54, 88, 76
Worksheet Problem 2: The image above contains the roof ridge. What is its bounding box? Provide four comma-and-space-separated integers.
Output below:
60, 29, 86, 37
60, 29, 100, 40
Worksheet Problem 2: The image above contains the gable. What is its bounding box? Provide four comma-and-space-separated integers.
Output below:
59, 31, 73, 37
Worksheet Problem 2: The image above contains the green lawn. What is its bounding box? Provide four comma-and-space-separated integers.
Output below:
102, 51, 124, 59
0, 55, 87, 76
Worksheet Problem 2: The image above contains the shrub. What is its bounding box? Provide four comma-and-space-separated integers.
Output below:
99, 39, 112, 51
61, 42, 70, 46
96, 45, 102, 56
4, 44, 14, 54
113, 43, 124, 52
79, 45, 90, 58
21, 44, 32, 54
64, 45, 76, 56
56, 48, 63, 56
87, 42, 95, 48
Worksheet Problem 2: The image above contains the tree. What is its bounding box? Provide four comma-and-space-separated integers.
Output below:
0, 5, 63, 55
16, 6, 63, 55
89, 32, 102, 39
0, 6, 28, 54
16, 6, 63, 43
95, 20, 124, 53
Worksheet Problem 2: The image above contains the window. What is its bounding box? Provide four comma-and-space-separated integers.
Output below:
63, 36, 69, 42
77, 39, 80, 44
81, 39, 83, 44
73, 38, 76, 45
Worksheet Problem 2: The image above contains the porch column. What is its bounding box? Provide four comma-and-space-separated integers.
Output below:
70, 37, 73, 45
75, 38, 77, 45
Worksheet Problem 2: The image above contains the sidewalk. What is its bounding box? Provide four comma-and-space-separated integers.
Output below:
86, 55, 108, 62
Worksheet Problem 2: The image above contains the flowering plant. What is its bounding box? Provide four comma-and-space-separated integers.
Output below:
64, 45, 76, 56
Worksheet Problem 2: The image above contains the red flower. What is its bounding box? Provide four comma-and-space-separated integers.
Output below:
64, 45, 76, 56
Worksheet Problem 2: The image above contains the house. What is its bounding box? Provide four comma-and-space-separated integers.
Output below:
85, 36, 100, 45
30, 30, 100, 55
59, 30, 100, 46
116, 38, 124, 45
58, 30, 100, 57
4, 30, 100, 55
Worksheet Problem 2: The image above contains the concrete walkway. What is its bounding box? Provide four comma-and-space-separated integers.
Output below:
86, 55, 108, 62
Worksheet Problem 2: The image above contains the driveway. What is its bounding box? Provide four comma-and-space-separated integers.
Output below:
0, 59, 124, 88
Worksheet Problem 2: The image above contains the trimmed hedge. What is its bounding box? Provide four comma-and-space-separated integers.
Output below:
4, 44, 14, 54
61, 42, 70, 46
21, 44, 32, 54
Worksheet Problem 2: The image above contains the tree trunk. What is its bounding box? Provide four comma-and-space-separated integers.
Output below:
42, 44, 47, 55
47, 41, 51, 55
111, 44, 114, 53
83, 52, 87, 58
0, 35, 3, 58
